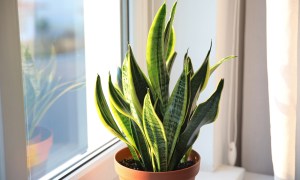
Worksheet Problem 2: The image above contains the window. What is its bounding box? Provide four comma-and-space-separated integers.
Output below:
0, 0, 128, 179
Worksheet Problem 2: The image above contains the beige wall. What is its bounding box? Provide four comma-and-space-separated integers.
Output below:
242, 0, 273, 175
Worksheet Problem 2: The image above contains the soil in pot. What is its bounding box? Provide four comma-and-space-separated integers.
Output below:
119, 158, 195, 171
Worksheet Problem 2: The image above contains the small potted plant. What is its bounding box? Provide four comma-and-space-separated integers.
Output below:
95, 2, 235, 180
22, 47, 85, 168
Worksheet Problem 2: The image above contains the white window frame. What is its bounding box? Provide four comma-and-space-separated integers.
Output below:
0, 0, 28, 179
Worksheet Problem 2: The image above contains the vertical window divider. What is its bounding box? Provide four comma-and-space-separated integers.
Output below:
121, 0, 129, 62
0, 0, 29, 179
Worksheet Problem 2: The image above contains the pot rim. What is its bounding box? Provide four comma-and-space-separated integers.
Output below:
29, 126, 53, 144
114, 147, 200, 179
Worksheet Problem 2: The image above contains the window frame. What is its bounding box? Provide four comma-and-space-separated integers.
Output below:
0, 0, 28, 179
65, 0, 153, 178
0, 0, 132, 179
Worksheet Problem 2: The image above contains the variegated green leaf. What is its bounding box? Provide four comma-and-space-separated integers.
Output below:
166, 52, 177, 75
191, 44, 211, 93
131, 121, 153, 171
153, 97, 164, 121
143, 92, 167, 172
185, 56, 194, 76
164, 2, 177, 59
189, 45, 211, 114
127, 145, 142, 164
166, 27, 176, 61
108, 74, 132, 118
110, 102, 133, 143
128, 45, 155, 106
121, 51, 154, 170
181, 57, 193, 132
169, 79, 224, 169
108, 76, 135, 143
110, 105, 140, 160
98, 75, 144, 167
210, 55, 237, 76
163, 67, 190, 164
146, 3, 169, 112
122, 52, 143, 123
95, 75, 125, 142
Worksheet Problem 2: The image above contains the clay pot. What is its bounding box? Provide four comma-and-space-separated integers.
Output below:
27, 127, 53, 168
115, 147, 200, 180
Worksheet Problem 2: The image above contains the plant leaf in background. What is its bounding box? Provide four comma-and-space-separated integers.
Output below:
22, 47, 85, 139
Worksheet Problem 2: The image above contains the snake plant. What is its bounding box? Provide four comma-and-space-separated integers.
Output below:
95, 2, 235, 172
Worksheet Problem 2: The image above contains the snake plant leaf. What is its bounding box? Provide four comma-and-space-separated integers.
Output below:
143, 91, 167, 172
97, 75, 143, 165
131, 121, 153, 171
146, 3, 169, 112
153, 97, 164, 121
190, 45, 211, 113
128, 45, 155, 105
163, 67, 190, 163
127, 145, 142, 165
121, 52, 153, 170
108, 74, 132, 118
181, 57, 193, 133
210, 55, 237, 76
164, 1, 177, 59
110, 99, 149, 168
169, 79, 224, 169
108, 78, 151, 167
185, 56, 194, 76
122, 52, 143, 124
95, 75, 126, 142
192, 43, 211, 92
166, 52, 177, 75
110, 104, 135, 146
166, 27, 176, 62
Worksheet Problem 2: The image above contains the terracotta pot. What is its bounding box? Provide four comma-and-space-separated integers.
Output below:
115, 147, 200, 180
27, 127, 53, 168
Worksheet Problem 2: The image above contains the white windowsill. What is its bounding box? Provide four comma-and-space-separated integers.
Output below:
197, 165, 245, 180
244, 172, 273, 180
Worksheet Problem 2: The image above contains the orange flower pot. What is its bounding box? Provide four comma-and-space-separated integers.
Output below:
115, 147, 201, 180
27, 127, 53, 168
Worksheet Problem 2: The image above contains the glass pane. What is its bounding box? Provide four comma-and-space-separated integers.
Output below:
17, 0, 121, 179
